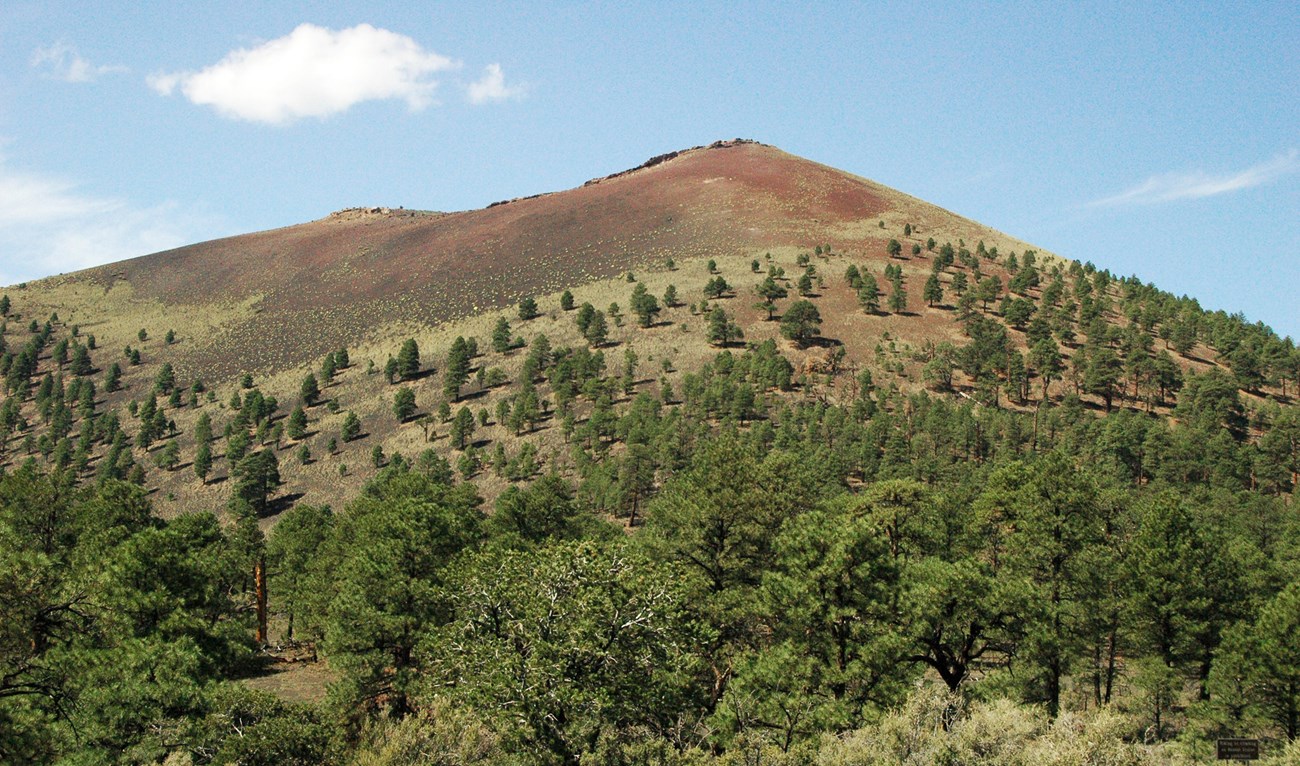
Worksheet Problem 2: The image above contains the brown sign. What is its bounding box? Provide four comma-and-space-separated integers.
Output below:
1217, 739, 1259, 761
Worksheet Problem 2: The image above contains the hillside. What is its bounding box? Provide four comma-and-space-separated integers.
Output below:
28, 140, 1042, 379
3, 140, 1296, 520
5, 141, 1300, 763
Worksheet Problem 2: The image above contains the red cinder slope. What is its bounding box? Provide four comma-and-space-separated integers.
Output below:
65, 140, 1010, 377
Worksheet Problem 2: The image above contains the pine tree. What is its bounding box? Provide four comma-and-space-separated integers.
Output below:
393, 388, 417, 421
300, 373, 320, 406
780, 300, 822, 347
888, 279, 908, 313
450, 405, 475, 449
234, 449, 281, 516
397, 339, 420, 380
286, 406, 308, 440
923, 273, 944, 307
704, 276, 731, 299
518, 296, 540, 320
754, 275, 787, 320
707, 307, 743, 347
584, 310, 608, 348
105, 362, 122, 392
194, 442, 212, 484
492, 317, 512, 353
444, 337, 471, 400
341, 411, 362, 442
575, 302, 596, 335
560, 290, 575, 311
630, 283, 661, 327
857, 273, 881, 313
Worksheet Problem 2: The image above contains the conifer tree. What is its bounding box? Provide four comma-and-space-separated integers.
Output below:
858, 273, 881, 314
780, 300, 822, 347
300, 373, 320, 406
444, 337, 471, 400
393, 388, 417, 422
450, 405, 475, 449
923, 273, 943, 307
194, 442, 212, 484
630, 283, 661, 327
888, 279, 908, 314
341, 411, 362, 442
397, 339, 420, 381
286, 406, 308, 440
491, 317, 512, 353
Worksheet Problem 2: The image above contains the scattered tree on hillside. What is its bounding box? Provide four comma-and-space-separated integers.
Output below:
888, 279, 908, 314
630, 283, 661, 327
341, 412, 362, 442
707, 307, 744, 347
492, 317, 513, 353
924, 273, 944, 307
300, 373, 320, 406
858, 273, 881, 314
397, 339, 420, 381
393, 388, 417, 422
445, 337, 472, 401
754, 275, 788, 320
781, 300, 822, 347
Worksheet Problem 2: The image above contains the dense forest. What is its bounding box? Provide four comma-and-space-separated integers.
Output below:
3, 247, 1300, 764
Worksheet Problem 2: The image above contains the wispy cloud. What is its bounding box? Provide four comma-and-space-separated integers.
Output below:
467, 63, 524, 105
0, 151, 215, 285
1090, 150, 1300, 207
31, 42, 127, 83
148, 23, 459, 125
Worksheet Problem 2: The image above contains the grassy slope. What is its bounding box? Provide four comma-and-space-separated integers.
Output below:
1, 141, 1241, 521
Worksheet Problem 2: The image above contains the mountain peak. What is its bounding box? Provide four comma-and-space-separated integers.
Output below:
46, 143, 1041, 378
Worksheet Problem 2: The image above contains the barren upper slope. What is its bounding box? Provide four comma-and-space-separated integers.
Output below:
33, 140, 1042, 380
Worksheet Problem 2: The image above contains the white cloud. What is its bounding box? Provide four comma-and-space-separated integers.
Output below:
1090, 150, 1300, 207
31, 42, 127, 83
0, 153, 214, 285
148, 23, 458, 125
467, 63, 523, 104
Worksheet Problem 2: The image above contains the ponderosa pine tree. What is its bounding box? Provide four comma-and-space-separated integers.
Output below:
707, 306, 743, 347
630, 283, 661, 327
393, 388, 417, 422
300, 373, 320, 406
858, 274, 881, 314
754, 275, 787, 320
397, 339, 420, 381
450, 405, 475, 449
491, 317, 512, 353
285, 406, 307, 440
780, 300, 822, 347
444, 337, 471, 400
234, 449, 281, 516
888, 279, 908, 314
341, 412, 362, 442
192, 439, 210, 481
923, 273, 943, 307
583, 310, 609, 348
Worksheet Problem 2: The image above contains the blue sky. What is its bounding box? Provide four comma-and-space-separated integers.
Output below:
2, 2, 1296, 337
